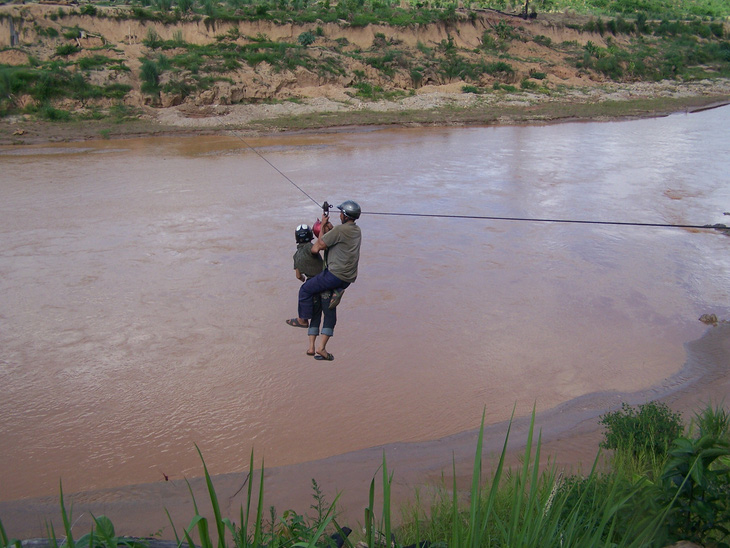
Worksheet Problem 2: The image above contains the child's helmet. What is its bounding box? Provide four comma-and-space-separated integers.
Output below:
295, 224, 313, 243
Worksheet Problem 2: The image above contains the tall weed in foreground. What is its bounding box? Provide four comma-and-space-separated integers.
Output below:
396, 406, 673, 547
693, 401, 730, 441
169, 445, 344, 548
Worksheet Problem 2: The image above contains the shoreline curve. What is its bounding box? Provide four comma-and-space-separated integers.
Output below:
2, 322, 728, 540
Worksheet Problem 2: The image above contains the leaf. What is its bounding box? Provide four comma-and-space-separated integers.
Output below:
92, 515, 116, 543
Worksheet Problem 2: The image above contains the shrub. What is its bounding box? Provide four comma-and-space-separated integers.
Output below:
62, 26, 82, 39
533, 34, 552, 47
694, 401, 730, 441
39, 104, 71, 120
55, 44, 80, 56
298, 30, 316, 46
77, 55, 114, 70
178, 0, 195, 13
661, 434, 730, 545
80, 4, 97, 16
600, 401, 683, 461
143, 27, 163, 48
140, 58, 161, 94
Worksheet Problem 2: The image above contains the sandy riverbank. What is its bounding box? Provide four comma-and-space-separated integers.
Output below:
2, 78, 730, 146
1, 322, 728, 541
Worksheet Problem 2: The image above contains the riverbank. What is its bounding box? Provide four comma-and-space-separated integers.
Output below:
2, 322, 729, 541
1, 78, 730, 146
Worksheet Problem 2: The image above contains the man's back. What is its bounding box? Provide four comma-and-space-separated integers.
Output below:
322, 222, 361, 284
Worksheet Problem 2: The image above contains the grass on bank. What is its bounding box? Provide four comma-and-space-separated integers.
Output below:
1, 0, 730, 119
2, 401, 730, 547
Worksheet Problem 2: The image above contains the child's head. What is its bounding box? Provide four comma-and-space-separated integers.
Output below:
295, 224, 314, 243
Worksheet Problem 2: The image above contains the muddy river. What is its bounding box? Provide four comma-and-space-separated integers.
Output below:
1, 108, 729, 502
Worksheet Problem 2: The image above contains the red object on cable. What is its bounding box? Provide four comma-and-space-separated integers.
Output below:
313, 219, 322, 238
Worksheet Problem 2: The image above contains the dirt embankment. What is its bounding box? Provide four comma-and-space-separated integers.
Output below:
2, 2, 730, 143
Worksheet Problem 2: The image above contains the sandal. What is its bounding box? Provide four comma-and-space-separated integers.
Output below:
286, 318, 308, 328
314, 352, 334, 361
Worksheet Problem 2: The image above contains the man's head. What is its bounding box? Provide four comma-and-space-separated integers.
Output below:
295, 224, 313, 243
337, 200, 361, 223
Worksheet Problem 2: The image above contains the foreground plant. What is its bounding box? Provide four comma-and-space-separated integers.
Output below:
4, 402, 730, 547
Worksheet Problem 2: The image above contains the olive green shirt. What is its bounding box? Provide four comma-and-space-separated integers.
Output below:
293, 243, 324, 279
322, 222, 361, 283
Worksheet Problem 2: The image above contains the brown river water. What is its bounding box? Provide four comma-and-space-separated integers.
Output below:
1, 109, 729, 502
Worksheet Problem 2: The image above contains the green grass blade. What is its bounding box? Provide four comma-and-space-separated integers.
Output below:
467, 408, 486, 548
0, 519, 7, 548
382, 451, 392, 548
477, 404, 515, 542
195, 444, 226, 548
365, 476, 375, 548
252, 456, 265, 547
332, 519, 355, 548
451, 455, 460, 546
59, 481, 76, 548
183, 518, 202, 548
0, 519, 21, 548
164, 508, 182, 546
244, 449, 254, 542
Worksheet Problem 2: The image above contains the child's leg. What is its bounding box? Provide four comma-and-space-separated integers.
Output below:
307, 295, 323, 355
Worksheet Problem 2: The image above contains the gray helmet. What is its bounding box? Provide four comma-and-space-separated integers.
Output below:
337, 200, 361, 220
295, 224, 313, 243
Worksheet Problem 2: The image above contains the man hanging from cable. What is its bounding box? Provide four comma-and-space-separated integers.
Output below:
286, 201, 362, 355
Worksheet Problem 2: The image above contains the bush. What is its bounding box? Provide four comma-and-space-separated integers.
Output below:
55, 44, 80, 56
298, 30, 316, 46
39, 104, 71, 120
661, 434, 730, 545
694, 401, 730, 441
461, 84, 482, 93
140, 58, 161, 94
600, 401, 683, 460
80, 4, 97, 16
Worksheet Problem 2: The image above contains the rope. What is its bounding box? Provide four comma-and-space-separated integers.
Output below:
229, 129, 725, 232
230, 130, 322, 209
361, 211, 725, 230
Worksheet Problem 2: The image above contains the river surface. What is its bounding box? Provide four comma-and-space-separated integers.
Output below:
1, 108, 729, 501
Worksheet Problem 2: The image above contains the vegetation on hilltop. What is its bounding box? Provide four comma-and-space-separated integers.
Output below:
0, 0, 729, 123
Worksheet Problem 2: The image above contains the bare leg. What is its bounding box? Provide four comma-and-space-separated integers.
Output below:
307, 334, 317, 356
316, 335, 331, 359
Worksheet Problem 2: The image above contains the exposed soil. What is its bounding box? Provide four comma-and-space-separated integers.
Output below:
1, 3, 729, 145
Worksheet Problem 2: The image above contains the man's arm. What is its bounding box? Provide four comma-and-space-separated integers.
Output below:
311, 213, 331, 253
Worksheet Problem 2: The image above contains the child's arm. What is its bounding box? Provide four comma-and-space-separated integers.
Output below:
294, 267, 305, 282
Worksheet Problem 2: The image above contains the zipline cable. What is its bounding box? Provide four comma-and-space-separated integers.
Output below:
230, 130, 322, 209
360, 211, 726, 230
230, 129, 727, 232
